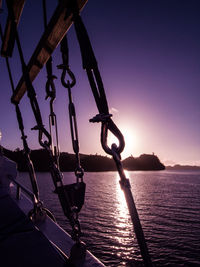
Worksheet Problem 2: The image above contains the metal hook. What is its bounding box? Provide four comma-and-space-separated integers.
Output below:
31, 125, 52, 149
39, 127, 52, 149
57, 64, 76, 89
45, 75, 57, 101
101, 119, 125, 156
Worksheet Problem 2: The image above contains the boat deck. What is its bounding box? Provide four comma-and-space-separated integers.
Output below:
0, 186, 105, 267
0, 187, 69, 266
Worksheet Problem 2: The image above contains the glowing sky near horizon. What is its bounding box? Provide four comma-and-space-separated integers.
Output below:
0, 1, 200, 165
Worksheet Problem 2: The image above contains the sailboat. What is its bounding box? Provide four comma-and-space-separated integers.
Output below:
0, 1, 152, 266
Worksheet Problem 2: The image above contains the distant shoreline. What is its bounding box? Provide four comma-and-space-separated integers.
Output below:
166, 165, 200, 171
2, 147, 165, 172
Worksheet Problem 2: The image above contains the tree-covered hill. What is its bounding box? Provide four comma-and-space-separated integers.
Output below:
1, 147, 165, 172
123, 154, 165, 171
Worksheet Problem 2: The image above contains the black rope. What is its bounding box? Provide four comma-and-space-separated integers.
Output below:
0, 22, 40, 204
3, 1, 85, 237
60, 35, 69, 68
13, 19, 52, 147
11, 4, 76, 230
42, 0, 48, 29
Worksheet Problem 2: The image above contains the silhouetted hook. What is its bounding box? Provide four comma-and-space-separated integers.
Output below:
32, 125, 52, 149
101, 119, 125, 156
57, 64, 76, 89
45, 75, 57, 101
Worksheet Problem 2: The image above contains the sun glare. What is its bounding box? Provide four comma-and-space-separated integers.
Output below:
107, 126, 139, 159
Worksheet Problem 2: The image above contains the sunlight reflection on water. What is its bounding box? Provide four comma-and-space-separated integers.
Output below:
115, 171, 128, 218
16, 171, 200, 266
113, 171, 138, 263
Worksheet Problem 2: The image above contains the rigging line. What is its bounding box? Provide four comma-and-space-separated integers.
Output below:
2, 4, 61, 224
12, 18, 77, 232
59, 34, 84, 180
4, 1, 84, 237
42, 0, 60, 165
0, 22, 40, 205
12, 18, 52, 148
73, 15, 109, 115
71, 6, 153, 267
57, 34, 86, 240
42, 0, 48, 29
67, 2, 109, 114
6, 0, 84, 242
67, 81, 84, 181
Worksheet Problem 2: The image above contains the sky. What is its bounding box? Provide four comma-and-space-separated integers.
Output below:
0, 0, 200, 166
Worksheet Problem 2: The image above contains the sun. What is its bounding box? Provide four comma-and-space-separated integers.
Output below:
107, 126, 139, 159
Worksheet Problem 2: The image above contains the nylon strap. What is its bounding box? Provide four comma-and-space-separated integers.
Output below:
73, 15, 109, 115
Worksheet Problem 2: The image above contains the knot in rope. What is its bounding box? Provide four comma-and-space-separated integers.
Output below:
89, 113, 112, 123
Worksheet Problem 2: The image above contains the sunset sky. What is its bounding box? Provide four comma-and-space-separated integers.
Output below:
0, 0, 199, 166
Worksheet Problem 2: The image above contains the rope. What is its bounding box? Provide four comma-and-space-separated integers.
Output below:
0, 22, 45, 222
41, 1, 84, 244
4, 2, 79, 227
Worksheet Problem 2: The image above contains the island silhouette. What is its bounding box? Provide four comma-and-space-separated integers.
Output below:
1, 146, 165, 172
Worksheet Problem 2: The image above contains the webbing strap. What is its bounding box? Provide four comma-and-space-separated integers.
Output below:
73, 15, 109, 115
60, 35, 69, 67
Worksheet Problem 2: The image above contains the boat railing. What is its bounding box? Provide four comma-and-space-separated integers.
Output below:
8, 176, 36, 204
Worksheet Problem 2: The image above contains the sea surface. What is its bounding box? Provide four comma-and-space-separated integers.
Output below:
17, 170, 200, 266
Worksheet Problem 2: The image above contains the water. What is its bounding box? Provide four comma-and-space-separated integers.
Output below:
17, 170, 200, 266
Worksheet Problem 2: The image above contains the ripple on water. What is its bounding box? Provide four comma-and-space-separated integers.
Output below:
17, 171, 200, 266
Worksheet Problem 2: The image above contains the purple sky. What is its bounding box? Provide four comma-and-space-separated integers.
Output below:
0, 0, 200, 165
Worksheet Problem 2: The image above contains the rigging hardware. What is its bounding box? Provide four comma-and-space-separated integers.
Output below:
43, 0, 60, 168
5, 0, 85, 245
1, 0, 154, 265
58, 34, 86, 242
